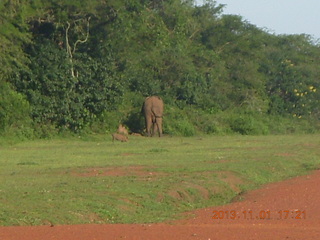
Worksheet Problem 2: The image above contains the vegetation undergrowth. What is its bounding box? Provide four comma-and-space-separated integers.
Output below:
1, 0, 320, 138
0, 134, 319, 226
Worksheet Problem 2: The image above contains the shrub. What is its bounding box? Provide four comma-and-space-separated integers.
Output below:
228, 114, 269, 135
164, 106, 196, 136
0, 82, 32, 136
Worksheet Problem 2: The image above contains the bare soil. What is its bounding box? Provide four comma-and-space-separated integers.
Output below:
70, 166, 166, 180
1, 170, 320, 240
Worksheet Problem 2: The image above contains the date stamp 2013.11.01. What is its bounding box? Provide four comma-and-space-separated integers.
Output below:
212, 209, 306, 220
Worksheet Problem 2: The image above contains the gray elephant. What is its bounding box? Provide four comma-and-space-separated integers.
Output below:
142, 96, 164, 137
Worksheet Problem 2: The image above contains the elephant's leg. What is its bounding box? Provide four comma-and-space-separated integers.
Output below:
152, 120, 158, 137
150, 115, 156, 137
145, 114, 153, 137
155, 117, 163, 137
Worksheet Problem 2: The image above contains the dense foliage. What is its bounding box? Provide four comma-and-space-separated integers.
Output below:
1, 0, 320, 137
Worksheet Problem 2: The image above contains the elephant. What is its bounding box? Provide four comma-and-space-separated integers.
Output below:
142, 96, 164, 137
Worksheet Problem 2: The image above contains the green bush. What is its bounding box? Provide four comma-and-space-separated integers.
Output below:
0, 82, 32, 136
185, 108, 225, 135
121, 93, 145, 134
164, 106, 196, 136
124, 111, 145, 134
228, 114, 269, 135
32, 122, 58, 139
93, 111, 124, 134
266, 115, 320, 134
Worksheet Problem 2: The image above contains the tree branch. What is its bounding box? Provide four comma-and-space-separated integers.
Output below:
73, 17, 91, 54
65, 21, 75, 78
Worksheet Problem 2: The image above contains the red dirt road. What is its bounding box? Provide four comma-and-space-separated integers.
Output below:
1, 170, 320, 240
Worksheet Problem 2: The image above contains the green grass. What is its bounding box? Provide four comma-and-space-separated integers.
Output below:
0, 134, 320, 226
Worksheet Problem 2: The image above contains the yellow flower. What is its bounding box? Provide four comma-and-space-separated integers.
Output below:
294, 89, 298, 93
313, 89, 317, 92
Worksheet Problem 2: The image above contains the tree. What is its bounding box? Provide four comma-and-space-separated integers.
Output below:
0, 0, 40, 78
261, 34, 320, 117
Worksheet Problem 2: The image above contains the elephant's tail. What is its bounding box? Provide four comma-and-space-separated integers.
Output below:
152, 109, 163, 118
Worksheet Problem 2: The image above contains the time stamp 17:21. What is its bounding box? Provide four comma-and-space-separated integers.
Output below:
212, 210, 307, 220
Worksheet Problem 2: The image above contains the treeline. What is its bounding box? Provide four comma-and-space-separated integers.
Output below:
1, 0, 320, 138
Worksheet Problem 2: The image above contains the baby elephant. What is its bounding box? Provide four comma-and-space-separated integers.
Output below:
112, 133, 128, 142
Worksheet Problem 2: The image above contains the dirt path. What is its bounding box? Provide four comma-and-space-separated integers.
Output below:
1, 170, 320, 240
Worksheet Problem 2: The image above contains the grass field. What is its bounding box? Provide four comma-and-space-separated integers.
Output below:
0, 134, 319, 226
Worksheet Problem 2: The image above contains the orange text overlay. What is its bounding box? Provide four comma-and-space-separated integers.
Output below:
212, 210, 306, 220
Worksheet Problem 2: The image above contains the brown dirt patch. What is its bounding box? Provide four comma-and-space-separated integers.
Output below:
71, 166, 166, 180
216, 171, 244, 193
164, 171, 243, 202
1, 171, 320, 240
166, 182, 210, 202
